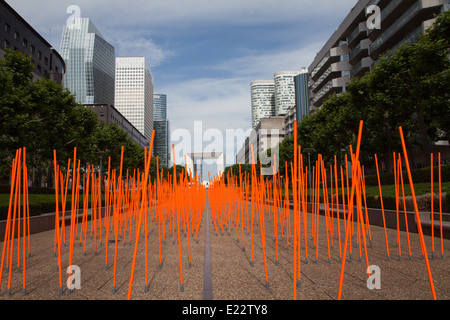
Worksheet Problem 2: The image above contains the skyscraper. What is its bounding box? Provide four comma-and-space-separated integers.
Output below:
153, 93, 169, 168
251, 80, 275, 129
153, 93, 167, 121
274, 71, 301, 117
60, 18, 115, 105
294, 68, 309, 122
153, 119, 170, 168
115, 57, 154, 142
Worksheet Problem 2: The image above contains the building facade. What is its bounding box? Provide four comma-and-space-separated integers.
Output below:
236, 116, 285, 165
274, 71, 301, 117
84, 103, 148, 148
308, 0, 449, 112
115, 57, 154, 142
153, 93, 167, 121
153, 119, 170, 168
251, 80, 275, 129
1, 0, 65, 84
60, 18, 115, 105
153, 93, 169, 168
294, 69, 310, 123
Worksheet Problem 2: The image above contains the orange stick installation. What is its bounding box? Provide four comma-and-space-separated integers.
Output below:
394, 152, 401, 259
337, 120, 363, 300
0, 152, 17, 293
374, 154, 390, 261
173, 144, 184, 292
112, 146, 125, 294
438, 152, 443, 259
399, 126, 436, 300
334, 156, 342, 261
7, 148, 21, 295
398, 154, 412, 259
431, 153, 434, 258
127, 130, 155, 299
292, 121, 298, 299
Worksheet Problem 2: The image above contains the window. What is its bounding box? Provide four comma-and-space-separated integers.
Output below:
38, 51, 42, 59
44, 57, 48, 65
23, 38, 28, 47
14, 31, 19, 40
5, 23, 11, 33
4, 39, 10, 49
31, 45, 35, 54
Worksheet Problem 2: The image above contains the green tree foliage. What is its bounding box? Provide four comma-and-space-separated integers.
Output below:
292, 11, 449, 171
0, 49, 149, 186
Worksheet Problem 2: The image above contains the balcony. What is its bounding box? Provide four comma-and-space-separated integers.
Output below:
350, 56, 373, 78
310, 44, 348, 81
311, 60, 351, 94
368, 0, 406, 40
349, 38, 372, 64
347, 22, 368, 49
311, 75, 349, 107
369, 0, 432, 58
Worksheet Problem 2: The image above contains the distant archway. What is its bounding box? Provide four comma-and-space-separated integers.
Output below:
185, 152, 224, 183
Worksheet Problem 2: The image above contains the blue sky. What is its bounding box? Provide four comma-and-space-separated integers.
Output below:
7, 0, 357, 175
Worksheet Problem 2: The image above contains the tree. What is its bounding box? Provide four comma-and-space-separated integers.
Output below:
0, 49, 148, 187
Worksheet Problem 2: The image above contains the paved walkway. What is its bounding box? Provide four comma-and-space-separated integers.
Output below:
0, 198, 449, 301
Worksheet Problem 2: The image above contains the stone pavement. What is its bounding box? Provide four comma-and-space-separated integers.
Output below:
0, 198, 449, 301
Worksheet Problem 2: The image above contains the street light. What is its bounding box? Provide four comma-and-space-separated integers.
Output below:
96, 151, 106, 192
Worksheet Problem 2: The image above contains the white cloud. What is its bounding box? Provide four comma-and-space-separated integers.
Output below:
5, 0, 360, 171
112, 35, 172, 68
8, 0, 358, 35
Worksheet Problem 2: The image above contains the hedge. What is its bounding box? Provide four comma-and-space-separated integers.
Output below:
0, 195, 94, 221
0, 185, 56, 194
363, 164, 450, 186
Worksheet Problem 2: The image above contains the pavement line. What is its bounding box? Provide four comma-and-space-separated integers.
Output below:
203, 193, 213, 300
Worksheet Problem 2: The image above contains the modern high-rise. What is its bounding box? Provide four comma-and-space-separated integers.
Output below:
274, 71, 301, 116
153, 119, 170, 168
115, 57, 154, 143
60, 18, 115, 105
251, 80, 275, 129
294, 68, 310, 122
153, 93, 169, 168
153, 93, 167, 121
308, 0, 449, 112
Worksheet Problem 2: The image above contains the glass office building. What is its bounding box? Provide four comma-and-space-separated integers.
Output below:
153, 119, 170, 168
115, 57, 154, 142
153, 93, 169, 167
153, 93, 167, 121
294, 69, 309, 122
60, 18, 115, 105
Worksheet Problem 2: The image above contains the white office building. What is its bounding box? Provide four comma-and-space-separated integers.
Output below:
115, 57, 154, 142
274, 71, 301, 116
251, 80, 275, 129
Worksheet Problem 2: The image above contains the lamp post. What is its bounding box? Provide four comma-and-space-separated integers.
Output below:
96, 151, 106, 192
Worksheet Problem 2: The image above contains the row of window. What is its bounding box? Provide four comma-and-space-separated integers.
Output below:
4, 22, 48, 63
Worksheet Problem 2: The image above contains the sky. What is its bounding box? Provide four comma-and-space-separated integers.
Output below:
6, 0, 358, 177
